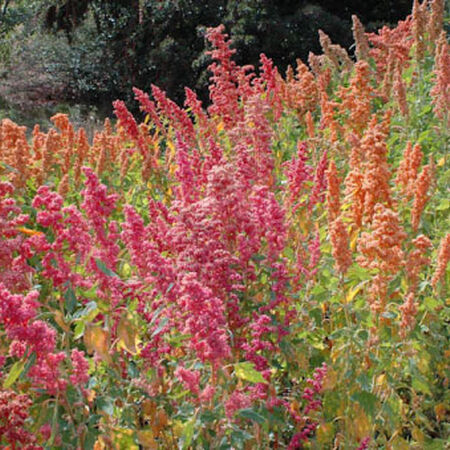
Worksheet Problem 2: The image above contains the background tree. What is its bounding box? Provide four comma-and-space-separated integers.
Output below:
1, 0, 414, 120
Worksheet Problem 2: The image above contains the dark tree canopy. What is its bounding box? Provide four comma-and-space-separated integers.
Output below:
3, 0, 414, 112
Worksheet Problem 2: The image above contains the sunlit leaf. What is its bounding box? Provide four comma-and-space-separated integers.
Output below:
16, 226, 43, 236
344, 281, 368, 304
3, 359, 26, 388
182, 417, 196, 450
112, 428, 138, 450
234, 362, 268, 384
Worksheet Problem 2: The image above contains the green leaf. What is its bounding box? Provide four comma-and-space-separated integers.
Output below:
74, 321, 86, 339
323, 391, 341, 420
251, 254, 266, 262
425, 297, 440, 312
83, 285, 99, 299
20, 352, 37, 380
149, 304, 165, 326
1, 162, 19, 173
412, 376, 432, 395
151, 317, 169, 338
95, 258, 119, 278
350, 391, 378, 417
166, 333, 192, 347
74, 301, 98, 321
97, 397, 114, 416
127, 361, 139, 379
418, 104, 432, 117
234, 362, 268, 384
231, 429, 253, 448
423, 439, 447, 450
84, 429, 99, 450
238, 408, 265, 424
347, 266, 373, 282
182, 417, 196, 450
64, 286, 78, 314
356, 329, 369, 342
356, 372, 371, 392
4, 359, 27, 388
283, 247, 295, 260
417, 129, 431, 142
48, 402, 59, 447
436, 198, 449, 211
381, 311, 397, 319
309, 308, 322, 325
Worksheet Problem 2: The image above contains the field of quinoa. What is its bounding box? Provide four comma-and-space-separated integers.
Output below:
0, 0, 449, 448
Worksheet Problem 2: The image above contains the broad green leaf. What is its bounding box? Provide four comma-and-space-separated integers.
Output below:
151, 317, 169, 338
234, 362, 268, 384
74, 301, 99, 321
350, 391, 378, 417
74, 321, 86, 339
424, 296, 439, 310
149, 304, 165, 326
182, 417, 196, 450
347, 265, 373, 282
356, 372, 371, 392
64, 286, 78, 314
436, 198, 449, 211
83, 286, 99, 299
411, 376, 432, 395
423, 439, 447, 450
20, 352, 37, 380
95, 258, 119, 278
251, 254, 266, 262
283, 247, 295, 260
238, 408, 265, 424
231, 429, 253, 448
97, 397, 114, 416
3, 359, 27, 388
309, 308, 322, 325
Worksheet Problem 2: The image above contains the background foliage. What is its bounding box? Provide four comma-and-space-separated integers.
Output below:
0, 0, 415, 120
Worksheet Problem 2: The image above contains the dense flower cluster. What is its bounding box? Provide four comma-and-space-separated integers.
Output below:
0, 1, 447, 447
0, 390, 39, 448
